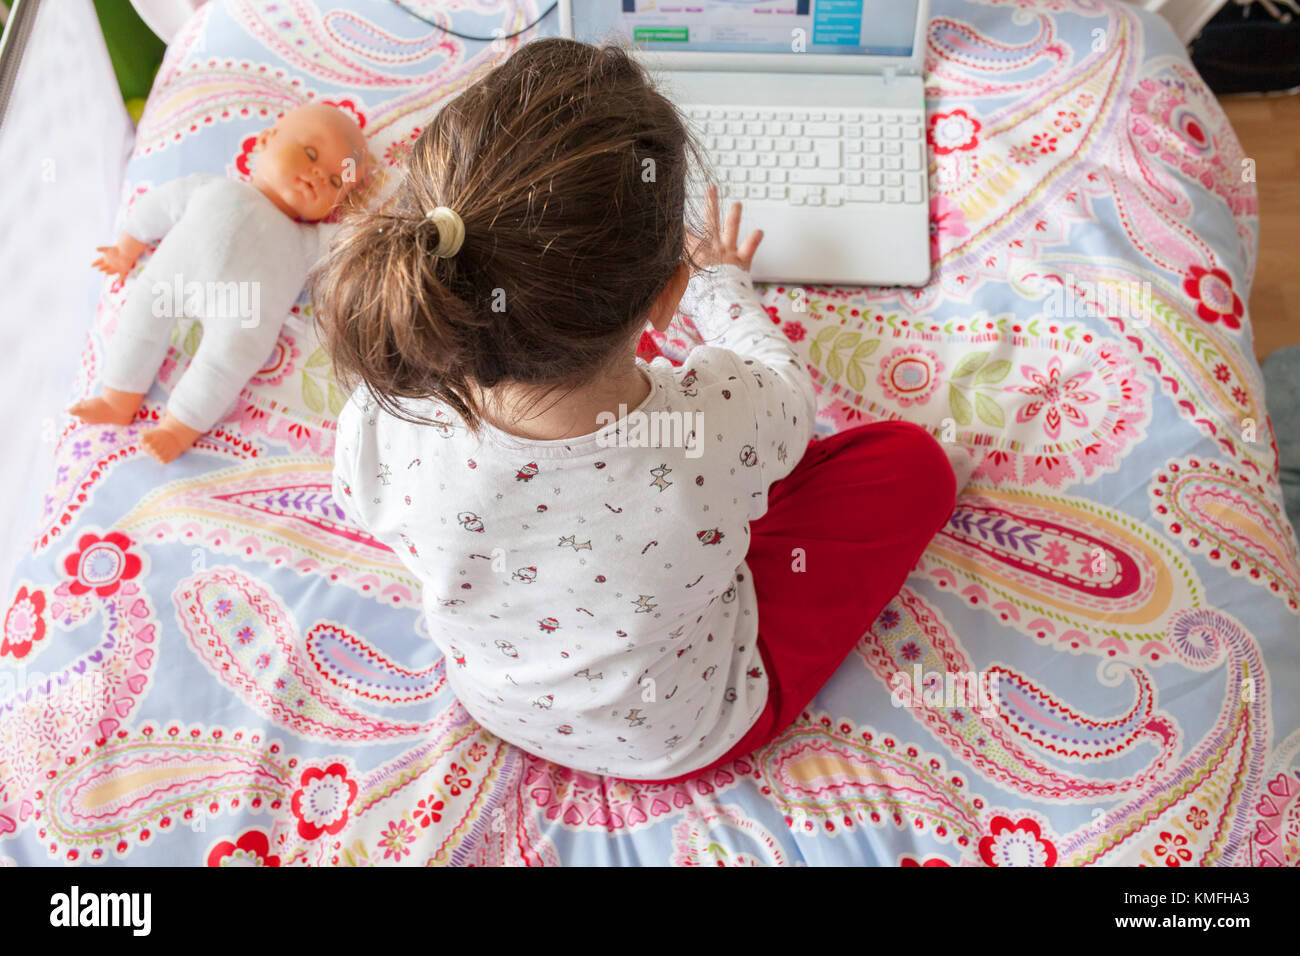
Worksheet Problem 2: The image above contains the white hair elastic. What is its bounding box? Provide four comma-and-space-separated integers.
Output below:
425, 205, 465, 257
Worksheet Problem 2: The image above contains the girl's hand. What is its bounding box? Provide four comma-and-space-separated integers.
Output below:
687, 184, 763, 273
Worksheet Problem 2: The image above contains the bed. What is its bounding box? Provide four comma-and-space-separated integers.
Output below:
2, 0, 1296, 867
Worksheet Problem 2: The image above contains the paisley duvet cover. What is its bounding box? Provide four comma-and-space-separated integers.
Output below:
2, 0, 1296, 866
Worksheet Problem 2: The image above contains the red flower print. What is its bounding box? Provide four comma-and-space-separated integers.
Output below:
444, 762, 472, 796
206, 829, 281, 867
320, 97, 366, 131
233, 134, 259, 178
379, 819, 416, 861
1232, 385, 1248, 407
782, 321, 806, 342
415, 795, 445, 827
900, 855, 952, 866
1010, 356, 1099, 440
290, 763, 358, 841
978, 816, 1058, 866
1030, 133, 1059, 154
1183, 265, 1243, 329
1185, 807, 1208, 831
1154, 830, 1193, 866
1044, 541, 1070, 567
2, 585, 47, 660
927, 109, 981, 155
62, 531, 143, 598
1009, 144, 1038, 166
1053, 110, 1081, 133
1213, 363, 1230, 383
763, 305, 781, 325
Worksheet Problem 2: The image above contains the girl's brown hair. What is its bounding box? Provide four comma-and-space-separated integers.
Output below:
312, 37, 713, 435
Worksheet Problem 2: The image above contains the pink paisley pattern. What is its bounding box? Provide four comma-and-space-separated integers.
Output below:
175, 567, 445, 741
1249, 729, 1300, 867
1149, 456, 1300, 613
0, 574, 160, 837
856, 588, 1181, 798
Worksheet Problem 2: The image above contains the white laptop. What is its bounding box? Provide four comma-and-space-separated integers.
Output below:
560, 0, 932, 286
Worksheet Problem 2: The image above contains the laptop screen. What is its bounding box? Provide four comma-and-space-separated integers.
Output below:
569, 0, 921, 57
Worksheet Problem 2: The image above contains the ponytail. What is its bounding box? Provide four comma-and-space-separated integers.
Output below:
312, 200, 490, 434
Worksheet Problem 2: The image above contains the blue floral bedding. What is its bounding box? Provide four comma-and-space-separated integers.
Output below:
3, 0, 1297, 866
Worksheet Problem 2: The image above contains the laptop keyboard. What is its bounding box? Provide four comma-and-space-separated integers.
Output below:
685, 106, 928, 207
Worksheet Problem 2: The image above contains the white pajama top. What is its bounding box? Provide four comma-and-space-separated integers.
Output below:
332, 263, 817, 779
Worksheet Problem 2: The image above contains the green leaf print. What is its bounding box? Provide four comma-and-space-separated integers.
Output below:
327, 382, 346, 417
182, 320, 202, 357
949, 383, 973, 426
827, 348, 844, 382
302, 370, 326, 414
809, 325, 839, 366
974, 359, 1012, 385
975, 392, 1005, 428
846, 357, 866, 392
951, 351, 988, 380
852, 338, 881, 363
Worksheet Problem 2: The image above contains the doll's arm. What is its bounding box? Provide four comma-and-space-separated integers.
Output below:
92, 233, 150, 282
120, 172, 217, 244
93, 174, 218, 281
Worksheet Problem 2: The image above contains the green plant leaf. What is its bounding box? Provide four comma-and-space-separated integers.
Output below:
834, 330, 861, 351
975, 392, 1005, 428
974, 359, 1011, 385
302, 370, 326, 414
948, 383, 973, 426
305, 346, 331, 369
951, 351, 989, 380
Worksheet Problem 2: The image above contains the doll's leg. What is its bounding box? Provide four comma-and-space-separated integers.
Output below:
140, 319, 281, 463
69, 279, 175, 426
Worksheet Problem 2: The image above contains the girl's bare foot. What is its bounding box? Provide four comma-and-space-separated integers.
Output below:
140, 413, 203, 463
68, 388, 145, 426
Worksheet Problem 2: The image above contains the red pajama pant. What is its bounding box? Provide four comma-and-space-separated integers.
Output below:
636, 420, 958, 786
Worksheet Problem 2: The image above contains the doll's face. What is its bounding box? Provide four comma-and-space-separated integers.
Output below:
252, 104, 365, 221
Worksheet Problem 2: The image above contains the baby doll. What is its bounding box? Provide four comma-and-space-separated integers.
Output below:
70, 103, 367, 463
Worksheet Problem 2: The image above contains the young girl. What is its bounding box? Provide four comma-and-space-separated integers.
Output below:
315, 38, 964, 783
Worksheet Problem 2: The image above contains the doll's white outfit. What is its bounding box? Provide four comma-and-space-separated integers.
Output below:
102, 173, 335, 432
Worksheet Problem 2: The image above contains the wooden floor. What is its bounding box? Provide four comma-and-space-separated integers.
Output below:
1220, 92, 1300, 362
